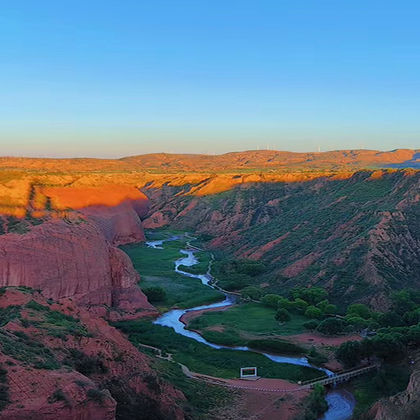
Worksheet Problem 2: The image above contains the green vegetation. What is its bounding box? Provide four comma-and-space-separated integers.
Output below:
114, 319, 323, 382
0, 365, 9, 412
211, 258, 266, 291
352, 364, 410, 417
298, 384, 328, 420
0, 305, 21, 327
241, 286, 264, 300
65, 349, 108, 375
188, 303, 309, 338
247, 339, 305, 355
86, 388, 107, 404
336, 323, 420, 367
143, 286, 166, 303
182, 171, 418, 306
317, 318, 346, 335
48, 388, 69, 405
121, 240, 223, 309
24, 300, 90, 339
275, 308, 291, 322
151, 358, 235, 419
0, 330, 60, 370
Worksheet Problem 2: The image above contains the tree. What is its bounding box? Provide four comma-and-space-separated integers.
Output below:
369, 333, 406, 361
303, 320, 319, 330
347, 303, 371, 320
391, 289, 416, 314
403, 310, 420, 326
277, 297, 293, 311
261, 294, 282, 308
291, 287, 327, 305
336, 341, 363, 367
345, 316, 369, 330
275, 308, 291, 323
317, 318, 346, 335
323, 304, 337, 315
143, 287, 166, 303
378, 312, 404, 327
304, 384, 328, 419
291, 298, 309, 313
304, 306, 322, 319
241, 286, 263, 300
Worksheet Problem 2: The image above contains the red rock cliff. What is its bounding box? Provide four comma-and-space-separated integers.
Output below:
0, 196, 154, 319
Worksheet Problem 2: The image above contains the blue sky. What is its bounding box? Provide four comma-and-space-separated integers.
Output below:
1, 0, 419, 157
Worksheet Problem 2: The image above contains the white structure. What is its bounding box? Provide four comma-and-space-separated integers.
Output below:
240, 367, 258, 379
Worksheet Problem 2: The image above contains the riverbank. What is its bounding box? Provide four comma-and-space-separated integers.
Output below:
118, 231, 356, 419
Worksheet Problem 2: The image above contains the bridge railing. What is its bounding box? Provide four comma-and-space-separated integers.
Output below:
301, 364, 379, 388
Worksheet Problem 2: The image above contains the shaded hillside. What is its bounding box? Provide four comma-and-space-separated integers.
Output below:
143, 170, 420, 308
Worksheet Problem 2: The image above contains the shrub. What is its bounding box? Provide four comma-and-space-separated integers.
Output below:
291, 298, 309, 313
304, 306, 322, 319
48, 389, 69, 405
277, 297, 294, 311
345, 316, 369, 330
275, 308, 291, 323
378, 312, 404, 327
307, 347, 328, 365
303, 320, 319, 330
143, 287, 166, 303
317, 318, 346, 335
66, 349, 108, 375
87, 388, 106, 404
261, 294, 282, 308
347, 303, 371, 320
241, 286, 263, 300
336, 341, 363, 367
303, 384, 328, 420
291, 287, 327, 306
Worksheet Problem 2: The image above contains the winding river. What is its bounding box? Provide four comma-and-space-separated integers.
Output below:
146, 237, 356, 419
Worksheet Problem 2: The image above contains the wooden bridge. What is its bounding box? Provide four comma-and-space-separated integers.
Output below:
300, 364, 379, 389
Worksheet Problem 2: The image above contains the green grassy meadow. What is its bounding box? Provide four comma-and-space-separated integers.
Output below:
189, 302, 308, 340
121, 237, 223, 309
114, 319, 323, 382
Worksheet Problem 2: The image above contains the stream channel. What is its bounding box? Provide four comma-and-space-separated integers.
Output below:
146, 237, 355, 419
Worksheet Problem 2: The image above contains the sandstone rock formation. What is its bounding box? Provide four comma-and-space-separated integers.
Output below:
0, 288, 184, 420
0, 194, 155, 320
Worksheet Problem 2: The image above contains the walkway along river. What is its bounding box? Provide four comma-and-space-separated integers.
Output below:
146, 237, 356, 419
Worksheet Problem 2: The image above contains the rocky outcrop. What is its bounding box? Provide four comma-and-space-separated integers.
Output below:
0, 288, 185, 420
364, 353, 420, 420
0, 201, 155, 319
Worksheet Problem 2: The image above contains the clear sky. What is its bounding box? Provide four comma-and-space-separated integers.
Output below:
1, 0, 419, 157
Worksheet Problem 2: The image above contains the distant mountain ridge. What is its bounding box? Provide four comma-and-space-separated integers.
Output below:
0, 148, 419, 172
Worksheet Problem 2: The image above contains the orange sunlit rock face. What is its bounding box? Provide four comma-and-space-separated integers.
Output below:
41, 185, 148, 210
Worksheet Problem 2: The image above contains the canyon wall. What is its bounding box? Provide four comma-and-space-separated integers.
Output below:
142, 170, 420, 308
0, 188, 155, 320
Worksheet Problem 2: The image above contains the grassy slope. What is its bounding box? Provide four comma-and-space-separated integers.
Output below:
165, 171, 420, 305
